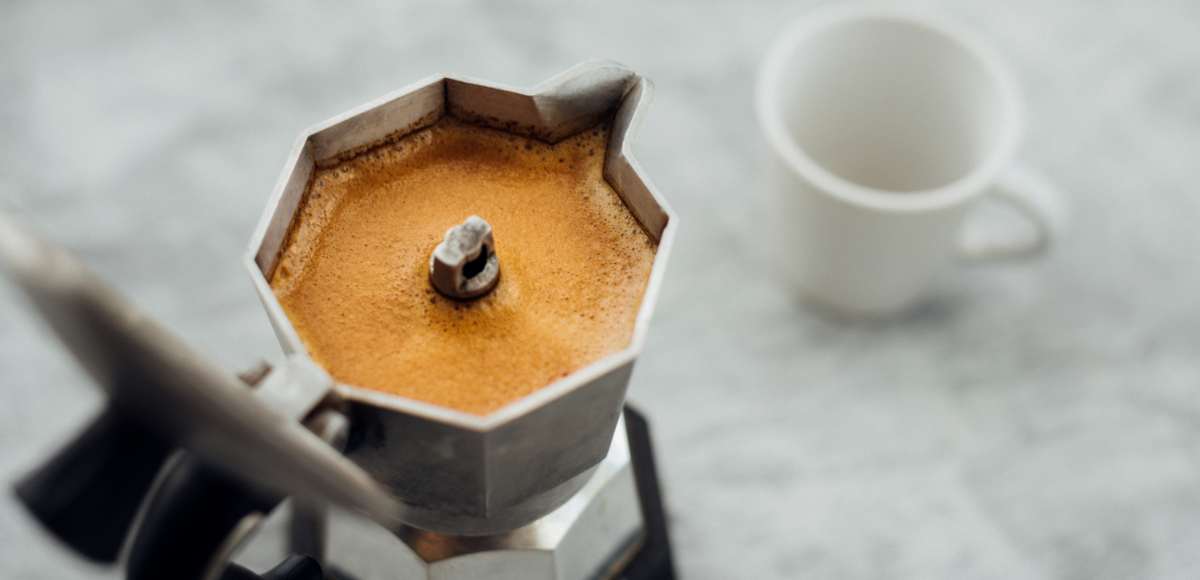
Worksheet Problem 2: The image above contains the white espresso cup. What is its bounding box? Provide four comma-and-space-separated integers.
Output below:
757, 5, 1066, 316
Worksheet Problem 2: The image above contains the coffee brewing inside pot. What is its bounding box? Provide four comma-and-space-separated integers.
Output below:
267, 118, 657, 416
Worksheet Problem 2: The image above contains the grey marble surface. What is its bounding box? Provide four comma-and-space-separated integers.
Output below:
3, 1, 1199, 579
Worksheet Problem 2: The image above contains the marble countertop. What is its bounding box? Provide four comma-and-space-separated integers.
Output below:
3, 1, 1199, 578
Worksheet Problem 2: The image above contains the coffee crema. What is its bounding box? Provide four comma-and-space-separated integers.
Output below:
270, 117, 656, 415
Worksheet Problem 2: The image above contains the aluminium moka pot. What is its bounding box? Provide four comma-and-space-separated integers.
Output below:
248, 60, 675, 536
1, 61, 676, 580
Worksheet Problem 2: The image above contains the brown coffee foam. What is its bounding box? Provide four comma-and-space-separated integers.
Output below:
271, 117, 656, 416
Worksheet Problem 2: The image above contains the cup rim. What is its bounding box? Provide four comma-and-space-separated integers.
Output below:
756, 4, 1023, 213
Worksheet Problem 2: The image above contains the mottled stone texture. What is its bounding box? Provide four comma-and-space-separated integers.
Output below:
2, 1, 1199, 579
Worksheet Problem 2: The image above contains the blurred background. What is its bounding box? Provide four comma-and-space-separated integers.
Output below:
2, 1, 1199, 578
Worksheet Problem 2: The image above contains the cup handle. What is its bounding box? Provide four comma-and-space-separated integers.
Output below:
959, 164, 1068, 262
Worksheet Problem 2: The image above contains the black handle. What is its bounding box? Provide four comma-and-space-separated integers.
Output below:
220, 555, 324, 580
14, 403, 173, 562
618, 404, 677, 580
125, 453, 283, 580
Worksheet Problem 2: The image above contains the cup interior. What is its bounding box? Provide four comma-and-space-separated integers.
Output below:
764, 12, 1014, 195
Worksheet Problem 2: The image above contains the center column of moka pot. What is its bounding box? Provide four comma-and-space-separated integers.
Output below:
428, 215, 500, 301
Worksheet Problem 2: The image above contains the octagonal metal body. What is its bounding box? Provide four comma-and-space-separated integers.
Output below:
246, 62, 675, 535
